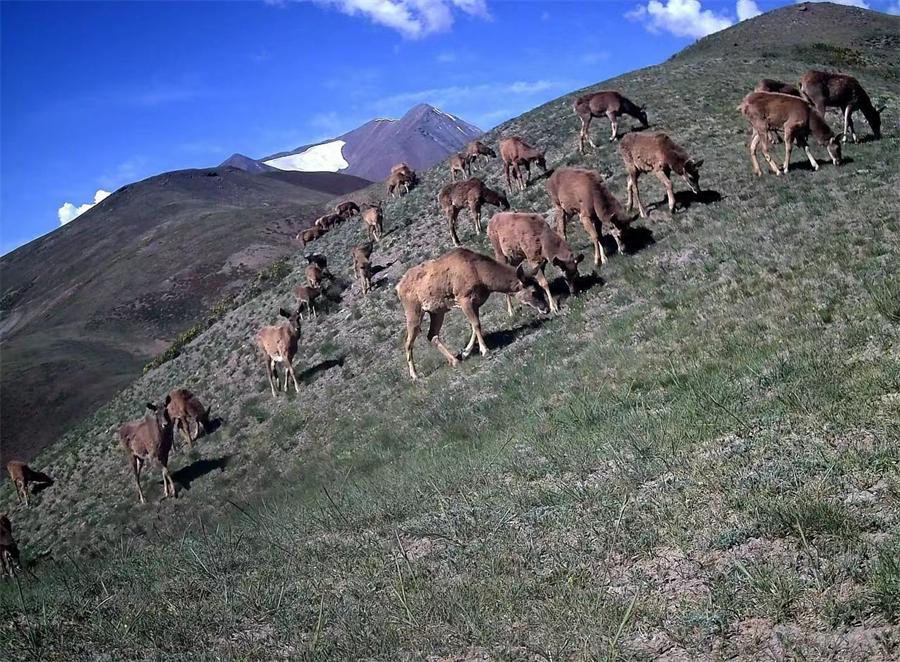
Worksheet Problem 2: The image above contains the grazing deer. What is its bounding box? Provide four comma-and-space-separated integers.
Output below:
315, 213, 343, 231
297, 226, 324, 246
488, 212, 584, 314
449, 152, 474, 181
738, 92, 842, 176
6, 461, 54, 506
255, 308, 302, 398
118, 399, 176, 503
574, 90, 648, 153
499, 137, 547, 192
800, 70, 883, 143
294, 284, 322, 319
335, 200, 360, 218
387, 163, 418, 198
166, 389, 210, 448
396, 248, 550, 380
0, 515, 20, 578
618, 132, 703, 217
546, 168, 628, 268
361, 204, 384, 242
754, 79, 802, 144
439, 178, 510, 246
466, 140, 497, 167
352, 244, 374, 294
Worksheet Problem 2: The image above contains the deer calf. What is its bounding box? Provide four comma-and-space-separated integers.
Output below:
574, 90, 648, 152
165, 389, 210, 449
387, 163, 418, 198
335, 200, 360, 218
439, 178, 510, 246
361, 205, 384, 242
499, 137, 547, 192
465, 140, 496, 168
396, 248, 549, 380
294, 284, 322, 319
352, 244, 374, 294
738, 92, 841, 176
297, 226, 324, 246
256, 308, 302, 397
618, 132, 703, 217
315, 213, 343, 231
118, 399, 176, 504
800, 70, 882, 143
5, 461, 54, 506
488, 212, 583, 314
547, 168, 629, 268
0, 515, 20, 578
449, 153, 474, 181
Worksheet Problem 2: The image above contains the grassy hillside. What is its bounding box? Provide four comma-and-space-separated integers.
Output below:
2, 4, 898, 658
0, 168, 369, 465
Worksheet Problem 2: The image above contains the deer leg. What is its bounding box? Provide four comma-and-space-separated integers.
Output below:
654, 170, 676, 214
506, 294, 515, 317
781, 128, 794, 174
447, 208, 461, 246
17, 480, 28, 506
749, 132, 763, 177
555, 207, 568, 240
404, 310, 423, 381
844, 107, 858, 143
535, 266, 558, 313
426, 310, 459, 366
311, 302, 317, 319
264, 357, 277, 398
459, 300, 489, 357
758, 133, 781, 175
504, 163, 512, 192
630, 173, 648, 218
131, 456, 145, 504
287, 359, 301, 393
607, 112, 618, 141
581, 210, 604, 267
161, 463, 174, 499
471, 202, 482, 235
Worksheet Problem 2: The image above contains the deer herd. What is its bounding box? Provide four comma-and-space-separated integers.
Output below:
1, 68, 884, 576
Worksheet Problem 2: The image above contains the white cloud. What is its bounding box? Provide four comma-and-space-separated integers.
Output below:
58, 190, 111, 226
737, 0, 762, 20
311, 0, 489, 38
795, 0, 869, 8
626, 0, 733, 38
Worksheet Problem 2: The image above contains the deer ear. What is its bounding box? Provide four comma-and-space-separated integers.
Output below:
692, 158, 704, 169
279, 308, 291, 319
164, 395, 172, 406
146, 402, 158, 412
875, 105, 886, 114
575, 253, 585, 264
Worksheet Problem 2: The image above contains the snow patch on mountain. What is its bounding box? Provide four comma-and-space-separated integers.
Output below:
264, 140, 349, 172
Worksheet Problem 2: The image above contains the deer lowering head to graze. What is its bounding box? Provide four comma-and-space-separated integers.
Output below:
800, 70, 882, 142
499, 137, 547, 193
618, 132, 703, 218
754, 79, 801, 97
387, 169, 416, 198
297, 226, 325, 246
738, 92, 841, 176
449, 152, 474, 181
315, 213, 344, 231
294, 284, 322, 319
165, 389, 210, 449
360, 205, 384, 242
118, 398, 176, 503
335, 200, 360, 218
255, 308, 302, 398
352, 244, 374, 294
396, 248, 549, 380
574, 90, 648, 153
439, 177, 510, 246
0, 514, 20, 578
547, 168, 629, 268
488, 212, 584, 314
465, 140, 496, 168
5, 461, 54, 507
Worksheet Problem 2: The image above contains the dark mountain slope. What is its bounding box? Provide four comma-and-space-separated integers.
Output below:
0, 167, 368, 463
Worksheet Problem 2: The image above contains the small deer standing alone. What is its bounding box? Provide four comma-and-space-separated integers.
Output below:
618, 132, 703, 217
574, 90, 648, 153
256, 309, 302, 397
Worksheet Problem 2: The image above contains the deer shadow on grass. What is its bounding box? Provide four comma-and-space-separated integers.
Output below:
299, 355, 345, 384
672, 188, 723, 211
172, 454, 233, 491
481, 316, 549, 353
598, 225, 655, 259
779, 156, 854, 173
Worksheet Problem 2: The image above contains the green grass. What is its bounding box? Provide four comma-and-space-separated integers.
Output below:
2, 6, 900, 659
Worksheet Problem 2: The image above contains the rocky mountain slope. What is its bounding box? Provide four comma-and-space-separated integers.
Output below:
261, 103, 482, 181
1, 4, 898, 659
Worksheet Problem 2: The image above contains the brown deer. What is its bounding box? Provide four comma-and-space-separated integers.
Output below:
488, 212, 584, 314
297, 226, 324, 246
499, 137, 547, 192
618, 132, 703, 218
465, 140, 497, 168
305, 261, 332, 289
546, 168, 628, 268
449, 152, 474, 181
335, 200, 360, 218
753, 79, 802, 144
352, 244, 374, 294
255, 308, 302, 398
361, 204, 384, 242
165, 389, 210, 448
294, 284, 322, 319
315, 213, 343, 231
799, 70, 883, 143
118, 398, 176, 503
6, 461, 54, 506
0, 514, 20, 578
396, 248, 550, 380
574, 91, 648, 153
738, 92, 842, 176
439, 178, 510, 246
387, 163, 418, 198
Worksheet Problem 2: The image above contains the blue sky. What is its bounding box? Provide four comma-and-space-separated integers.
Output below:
1, 0, 896, 254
